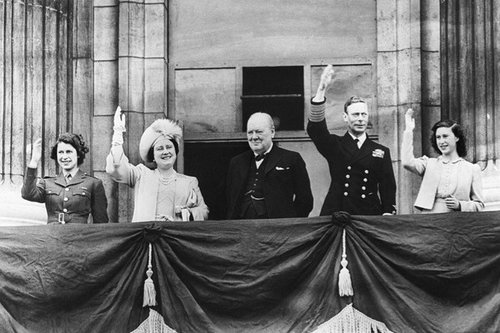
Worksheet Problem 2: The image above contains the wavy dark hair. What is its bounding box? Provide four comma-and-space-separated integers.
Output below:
430, 120, 467, 157
50, 133, 89, 166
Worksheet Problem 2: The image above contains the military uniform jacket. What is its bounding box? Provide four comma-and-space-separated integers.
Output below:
307, 119, 396, 216
226, 145, 313, 219
21, 167, 109, 224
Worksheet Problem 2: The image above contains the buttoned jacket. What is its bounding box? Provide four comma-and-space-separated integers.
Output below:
226, 145, 313, 219
307, 119, 396, 216
21, 167, 109, 224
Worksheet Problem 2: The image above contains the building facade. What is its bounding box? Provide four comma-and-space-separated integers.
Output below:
0, 0, 498, 223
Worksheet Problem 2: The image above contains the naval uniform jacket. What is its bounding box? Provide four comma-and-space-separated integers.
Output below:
21, 167, 109, 224
226, 145, 313, 219
307, 120, 396, 216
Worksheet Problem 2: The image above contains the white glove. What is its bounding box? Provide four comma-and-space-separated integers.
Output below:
405, 108, 415, 131
312, 65, 335, 103
112, 106, 126, 146
319, 64, 335, 91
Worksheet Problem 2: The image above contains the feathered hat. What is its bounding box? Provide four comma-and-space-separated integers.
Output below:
139, 119, 182, 163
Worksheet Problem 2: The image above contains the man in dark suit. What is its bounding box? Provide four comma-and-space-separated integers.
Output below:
307, 65, 396, 216
226, 112, 313, 219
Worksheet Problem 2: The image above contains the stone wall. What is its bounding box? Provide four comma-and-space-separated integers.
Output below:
1, 1, 498, 225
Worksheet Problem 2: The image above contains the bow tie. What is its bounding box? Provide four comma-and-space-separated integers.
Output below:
255, 153, 267, 162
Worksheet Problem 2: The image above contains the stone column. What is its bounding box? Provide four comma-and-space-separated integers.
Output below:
421, 0, 441, 156
92, 0, 119, 221
92, 0, 168, 222
0, 0, 71, 224
376, 0, 422, 214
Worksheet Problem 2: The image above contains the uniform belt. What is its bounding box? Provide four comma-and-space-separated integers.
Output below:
49, 214, 89, 224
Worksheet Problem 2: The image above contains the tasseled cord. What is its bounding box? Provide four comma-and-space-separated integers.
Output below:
143, 243, 157, 307
338, 229, 354, 297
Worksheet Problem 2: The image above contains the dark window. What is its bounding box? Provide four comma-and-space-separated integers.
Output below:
184, 142, 249, 220
241, 66, 304, 131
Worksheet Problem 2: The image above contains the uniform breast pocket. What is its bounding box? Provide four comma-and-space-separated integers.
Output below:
73, 188, 91, 202
46, 188, 61, 196
45, 187, 62, 210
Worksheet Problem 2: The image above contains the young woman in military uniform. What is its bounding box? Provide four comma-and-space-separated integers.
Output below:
22, 133, 109, 224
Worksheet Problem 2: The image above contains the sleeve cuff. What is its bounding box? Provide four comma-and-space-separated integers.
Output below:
311, 97, 326, 105
309, 98, 326, 122
26, 167, 38, 176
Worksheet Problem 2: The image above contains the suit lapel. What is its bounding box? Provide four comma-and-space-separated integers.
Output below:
263, 146, 282, 175
70, 169, 85, 185
350, 138, 375, 163
54, 173, 66, 187
341, 133, 358, 159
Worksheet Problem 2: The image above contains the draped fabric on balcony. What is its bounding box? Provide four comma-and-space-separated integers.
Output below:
1, 212, 500, 333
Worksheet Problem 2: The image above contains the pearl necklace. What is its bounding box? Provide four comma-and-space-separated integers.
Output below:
157, 169, 176, 184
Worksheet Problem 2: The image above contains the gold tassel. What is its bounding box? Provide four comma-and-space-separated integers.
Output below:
338, 229, 354, 297
143, 243, 157, 307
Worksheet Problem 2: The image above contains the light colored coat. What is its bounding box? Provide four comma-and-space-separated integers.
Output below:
106, 146, 208, 222
402, 130, 484, 212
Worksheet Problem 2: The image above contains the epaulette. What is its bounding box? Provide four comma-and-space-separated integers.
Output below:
83, 172, 99, 180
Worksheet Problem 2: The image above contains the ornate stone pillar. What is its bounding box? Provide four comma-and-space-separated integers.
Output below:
0, 0, 71, 224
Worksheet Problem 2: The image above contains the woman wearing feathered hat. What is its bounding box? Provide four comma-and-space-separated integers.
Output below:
106, 107, 209, 222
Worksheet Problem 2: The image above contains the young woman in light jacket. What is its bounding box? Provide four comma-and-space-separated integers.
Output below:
402, 109, 484, 213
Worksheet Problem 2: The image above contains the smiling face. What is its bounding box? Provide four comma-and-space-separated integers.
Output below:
246, 113, 275, 155
153, 138, 177, 170
343, 102, 369, 137
57, 142, 78, 172
435, 126, 459, 156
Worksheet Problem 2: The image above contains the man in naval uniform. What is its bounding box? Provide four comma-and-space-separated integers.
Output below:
307, 65, 396, 216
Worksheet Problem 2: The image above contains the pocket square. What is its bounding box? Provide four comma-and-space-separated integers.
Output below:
275, 166, 290, 170
372, 149, 385, 158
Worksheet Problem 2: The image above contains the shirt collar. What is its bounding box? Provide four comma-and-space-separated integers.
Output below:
63, 169, 78, 179
348, 132, 367, 146
254, 142, 273, 158
438, 155, 463, 164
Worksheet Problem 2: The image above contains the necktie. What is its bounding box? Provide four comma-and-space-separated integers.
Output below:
255, 154, 266, 162
66, 174, 72, 184
354, 138, 360, 149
